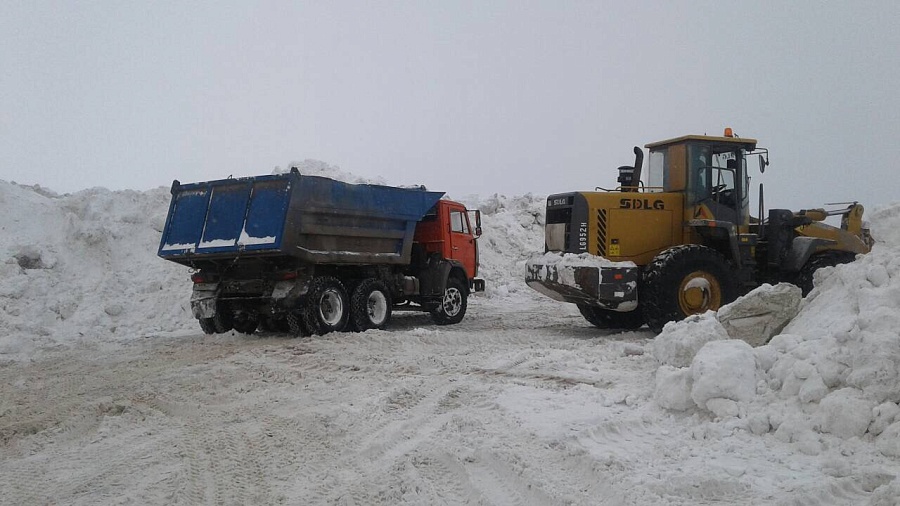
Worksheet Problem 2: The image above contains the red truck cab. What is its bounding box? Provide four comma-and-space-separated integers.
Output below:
414, 199, 483, 291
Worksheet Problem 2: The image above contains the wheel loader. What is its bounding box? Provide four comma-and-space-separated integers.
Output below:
525, 129, 874, 333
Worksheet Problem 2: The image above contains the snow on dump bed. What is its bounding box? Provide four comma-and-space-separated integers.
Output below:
650, 201, 900, 461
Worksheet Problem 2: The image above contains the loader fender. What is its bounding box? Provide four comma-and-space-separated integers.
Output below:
190, 282, 219, 319
783, 236, 837, 272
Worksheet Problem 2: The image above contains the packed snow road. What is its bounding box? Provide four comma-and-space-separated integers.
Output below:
2, 294, 893, 506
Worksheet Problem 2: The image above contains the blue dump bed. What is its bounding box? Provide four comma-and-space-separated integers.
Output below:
158, 171, 444, 266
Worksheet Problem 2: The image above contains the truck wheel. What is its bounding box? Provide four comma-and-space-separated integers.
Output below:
198, 318, 216, 335
577, 304, 645, 330
286, 311, 310, 337
258, 316, 284, 333
642, 245, 737, 333
211, 304, 233, 334
431, 277, 467, 325
796, 252, 856, 296
198, 310, 232, 334
302, 276, 350, 335
351, 279, 392, 331
231, 311, 259, 335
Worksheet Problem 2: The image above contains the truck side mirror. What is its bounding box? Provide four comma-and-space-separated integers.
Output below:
470, 210, 482, 238
758, 154, 767, 173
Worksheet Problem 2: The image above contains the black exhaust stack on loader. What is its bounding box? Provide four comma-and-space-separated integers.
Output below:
617, 147, 643, 192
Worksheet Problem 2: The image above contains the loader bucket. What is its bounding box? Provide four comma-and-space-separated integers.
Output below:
525, 253, 640, 311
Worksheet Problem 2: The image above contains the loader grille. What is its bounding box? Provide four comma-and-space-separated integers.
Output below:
596, 209, 607, 256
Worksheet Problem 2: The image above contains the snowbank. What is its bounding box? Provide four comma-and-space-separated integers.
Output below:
650, 202, 900, 457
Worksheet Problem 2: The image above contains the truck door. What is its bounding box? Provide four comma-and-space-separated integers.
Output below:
446, 203, 478, 278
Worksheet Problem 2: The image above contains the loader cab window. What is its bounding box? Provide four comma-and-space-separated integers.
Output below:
688, 144, 712, 204
645, 150, 666, 192
688, 145, 739, 208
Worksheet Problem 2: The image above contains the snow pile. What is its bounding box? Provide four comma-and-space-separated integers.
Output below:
651, 202, 900, 457
0, 182, 194, 359
456, 193, 546, 297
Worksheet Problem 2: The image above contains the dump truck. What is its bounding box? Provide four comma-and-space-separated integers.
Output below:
526, 129, 874, 333
158, 168, 484, 335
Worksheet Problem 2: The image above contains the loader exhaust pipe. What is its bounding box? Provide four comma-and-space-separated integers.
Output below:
616, 146, 643, 192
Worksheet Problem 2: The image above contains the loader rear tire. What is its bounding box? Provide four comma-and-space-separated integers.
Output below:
577, 304, 645, 330
302, 276, 350, 335
642, 245, 737, 333
350, 279, 392, 331
796, 252, 857, 296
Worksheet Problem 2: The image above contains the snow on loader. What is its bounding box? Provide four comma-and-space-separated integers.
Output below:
526, 129, 874, 333
158, 169, 484, 336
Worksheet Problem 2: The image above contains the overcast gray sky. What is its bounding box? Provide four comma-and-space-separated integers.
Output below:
3, 1, 899, 211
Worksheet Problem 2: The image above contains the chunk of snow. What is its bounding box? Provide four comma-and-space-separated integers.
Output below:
690, 340, 757, 411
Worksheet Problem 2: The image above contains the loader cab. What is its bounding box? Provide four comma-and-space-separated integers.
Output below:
644, 132, 757, 230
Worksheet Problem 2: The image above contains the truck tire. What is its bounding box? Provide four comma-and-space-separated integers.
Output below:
211, 304, 233, 334
198, 310, 232, 334
231, 311, 259, 335
258, 316, 288, 333
577, 304, 645, 330
431, 277, 467, 325
796, 252, 856, 296
286, 311, 310, 337
198, 317, 216, 335
642, 245, 737, 333
302, 276, 350, 335
351, 279, 392, 331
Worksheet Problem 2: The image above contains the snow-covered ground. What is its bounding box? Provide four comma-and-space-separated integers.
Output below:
1, 164, 899, 505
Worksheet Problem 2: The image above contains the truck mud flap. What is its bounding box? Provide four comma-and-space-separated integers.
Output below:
190, 283, 219, 319
525, 261, 638, 311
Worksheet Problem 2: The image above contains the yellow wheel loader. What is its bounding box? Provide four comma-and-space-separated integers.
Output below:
526, 130, 874, 333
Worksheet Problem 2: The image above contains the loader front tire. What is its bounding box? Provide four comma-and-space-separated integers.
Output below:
642, 245, 737, 333
796, 252, 857, 296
